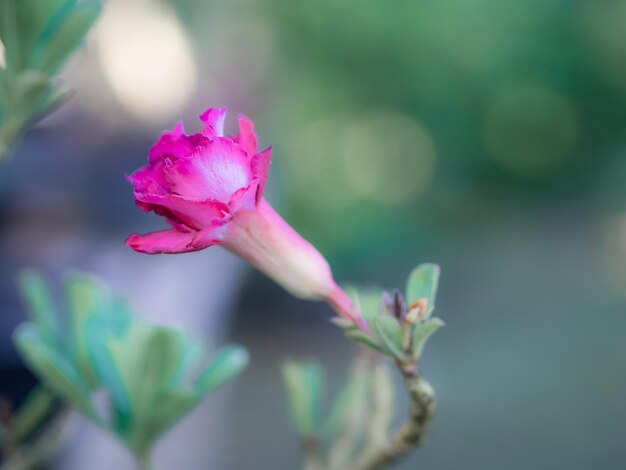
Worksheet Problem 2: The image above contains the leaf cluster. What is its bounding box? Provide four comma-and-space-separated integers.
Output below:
338, 264, 444, 365
0, 0, 101, 160
282, 355, 394, 470
13, 270, 249, 458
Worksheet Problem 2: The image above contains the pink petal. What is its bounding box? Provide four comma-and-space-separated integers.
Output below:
149, 122, 190, 162
128, 160, 170, 195
126, 227, 223, 254
164, 138, 252, 203
228, 180, 259, 213
250, 146, 272, 203
199, 108, 227, 138
126, 229, 198, 254
134, 192, 229, 229
234, 114, 258, 157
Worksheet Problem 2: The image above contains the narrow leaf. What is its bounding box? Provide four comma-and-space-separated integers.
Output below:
411, 318, 444, 360
13, 324, 97, 420
18, 270, 58, 343
371, 316, 405, 360
5, 386, 56, 447
31, 1, 101, 74
147, 388, 197, 442
195, 344, 249, 395
406, 263, 440, 311
281, 360, 323, 438
66, 273, 104, 386
344, 329, 385, 354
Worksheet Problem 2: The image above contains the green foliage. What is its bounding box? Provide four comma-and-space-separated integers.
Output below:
0, 0, 101, 160
371, 316, 405, 360
282, 360, 324, 438
282, 356, 395, 469
338, 264, 443, 363
13, 270, 249, 460
1, 386, 57, 451
405, 263, 440, 312
0, 385, 67, 470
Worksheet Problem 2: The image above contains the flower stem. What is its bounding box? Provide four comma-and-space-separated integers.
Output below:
136, 449, 151, 470
301, 437, 323, 470
356, 362, 436, 470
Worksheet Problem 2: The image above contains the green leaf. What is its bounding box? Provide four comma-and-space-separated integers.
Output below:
325, 357, 371, 468
0, 0, 20, 71
344, 329, 385, 354
406, 263, 440, 312
14, 69, 50, 113
282, 360, 323, 438
195, 344, 249, 395
329, 317, 354, 329
411, 318, 444, 360
371, 316, 406, 360
33, 86, 73, 120
357, 289, 384, 321
13, 324, 97, 420
31, 0, 101, 74
66, 273, 105, 386
85, 314, 132, 431
147, 388, 197, 441
5, 386, 56, 448
171, 337, 205, 387
324, 362, 368, 438
14, 0, 64, 66
109, 326, 186, 443
18, 270, 58, 344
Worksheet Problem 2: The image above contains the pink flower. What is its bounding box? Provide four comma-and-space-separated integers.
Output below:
126, 108, 359, 324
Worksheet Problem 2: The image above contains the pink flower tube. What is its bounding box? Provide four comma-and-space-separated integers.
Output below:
126, 108, 359, 324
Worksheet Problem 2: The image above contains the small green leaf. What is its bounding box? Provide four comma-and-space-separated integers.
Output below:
18, 270, 58, 343
356, 289, 384, 321
324, 362, 368, 437
5, 386, 56, 448
411, 318, 444, 360
33, 86, 73, 120
329, 317, 354, 329
372, 316, 406, 360
31, 1, 101, 74
147, 388, 197, 442
85, 314, 132, 430
119, 327, 186, 430
406, 263, 440, 311
344, 329, 385, 354
13, 324, 97, 420
171, 337, 205, 387
14, 70, 50, 113
282, 360, 323, 438
325, 357, 370, 468
14, 0, 66, 66
195, 344, 249, 395
66, 273, 105, 386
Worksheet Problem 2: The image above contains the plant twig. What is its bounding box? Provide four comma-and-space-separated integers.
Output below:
135, 448, 152, 470
356, 362, 436, 470
302, 437, 324, 470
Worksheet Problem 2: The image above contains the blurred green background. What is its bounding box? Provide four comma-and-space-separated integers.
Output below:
180, 0, 626, 468
2, 0, 626, 468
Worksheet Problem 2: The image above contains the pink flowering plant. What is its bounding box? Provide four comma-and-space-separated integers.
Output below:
126, 108, 357, 324
11, 107, 443, 470
124, 108, 444, 470
2, 2, 445, 467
